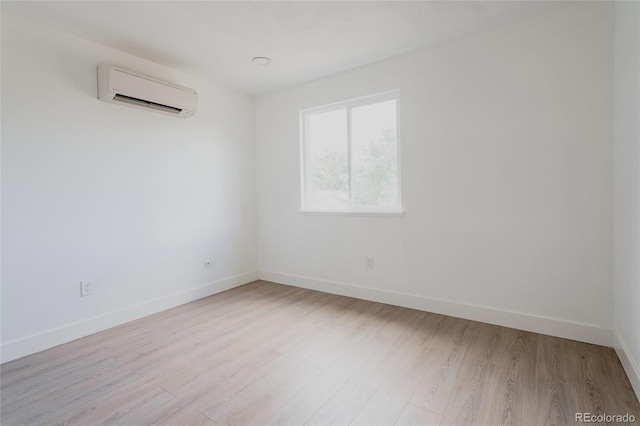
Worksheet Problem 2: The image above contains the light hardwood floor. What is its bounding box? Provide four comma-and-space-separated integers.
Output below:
1, 280, 639, 425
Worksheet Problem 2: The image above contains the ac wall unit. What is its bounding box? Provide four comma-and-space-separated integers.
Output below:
97, 64, 197, 118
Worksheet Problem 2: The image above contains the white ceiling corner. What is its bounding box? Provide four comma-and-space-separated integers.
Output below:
2, 1, 563, 95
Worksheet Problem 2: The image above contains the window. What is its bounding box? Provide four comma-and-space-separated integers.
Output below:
300, 90, 402, 214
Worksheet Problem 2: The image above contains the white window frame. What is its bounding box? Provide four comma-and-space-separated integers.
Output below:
300, 90, 403, 216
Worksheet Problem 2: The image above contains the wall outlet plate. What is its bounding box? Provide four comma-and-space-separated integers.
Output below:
365, 257, 374, 270
80, 280, 94, 296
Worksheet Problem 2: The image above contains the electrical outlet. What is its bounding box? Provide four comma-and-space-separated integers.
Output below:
80, 280, 94, 297
204, 260, 212, 268
365, 257, 374, 270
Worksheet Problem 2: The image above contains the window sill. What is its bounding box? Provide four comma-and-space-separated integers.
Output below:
300, 210, 405, 217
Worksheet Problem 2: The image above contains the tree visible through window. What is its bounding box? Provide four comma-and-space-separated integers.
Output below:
301, 91, 401, 213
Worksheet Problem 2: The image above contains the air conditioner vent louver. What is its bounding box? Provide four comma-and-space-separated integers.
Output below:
113, 94, 182, 114
97, 64, 197, 118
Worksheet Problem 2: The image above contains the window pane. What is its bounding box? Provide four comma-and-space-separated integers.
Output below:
351, 99, 398, 207
307, 108, 349, 210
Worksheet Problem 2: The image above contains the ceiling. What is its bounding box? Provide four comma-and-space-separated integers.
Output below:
2, 1, 562, 95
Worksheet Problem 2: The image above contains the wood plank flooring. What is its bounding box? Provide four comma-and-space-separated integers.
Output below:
1, 280, 639, 425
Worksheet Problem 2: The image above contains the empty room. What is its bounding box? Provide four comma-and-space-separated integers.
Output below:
1, 1, 639, 425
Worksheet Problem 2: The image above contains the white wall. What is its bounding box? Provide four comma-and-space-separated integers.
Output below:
1, 15, 258, 362
255, 2, 614, 345
2, 2, 625, 368
613, 1, 640, 397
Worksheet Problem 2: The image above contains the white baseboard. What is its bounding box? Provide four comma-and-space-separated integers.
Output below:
1, 271, 259, 364
2, 269, 617, 367
259, 270, 612, 347
614, 330, 640, 400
